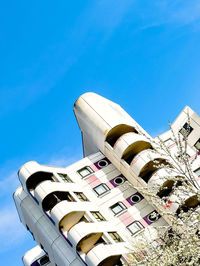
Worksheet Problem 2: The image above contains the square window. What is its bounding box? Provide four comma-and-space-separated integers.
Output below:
110, 202, 126, 215
74, 192, 89, 201
127, 221, 144, 235
194, 168, 200, 177
57, 173, 72, 183
108, 232, 123, 242
38, 255, 50, 266
179, 123, 193, 137
91, 211, 106, 221
194, 139, 200, 151
93, 184, 110, 196
77, 166, 94, 178
164, 138, 174, 147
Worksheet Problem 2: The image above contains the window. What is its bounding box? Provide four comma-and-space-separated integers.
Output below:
127, 193, 144, 206
147, 211, 160, 222
93, 184, 110, 196
97, 159, 109, 168
194, 168, 200, 177
180, 122, 193, 137
113, 176, 126, 186
110, 202, 126, 215
74, 192, 89, 201
38, 255, 50, 266
57, 173, 72, 183
194, 138, 200, 151
108, 232, 123, 242
94, 158, 111, 170
127, 221, 144, 235
130, 194, 142, 204
77, 166, 94, 178
164, 138, 174, 147
91, 211, 106, 221
110, 175, 127, 187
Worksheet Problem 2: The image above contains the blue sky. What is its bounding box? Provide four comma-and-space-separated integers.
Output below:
1, 0, 200, 265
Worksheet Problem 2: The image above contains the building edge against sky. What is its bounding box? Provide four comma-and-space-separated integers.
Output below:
14, 92, 200, 266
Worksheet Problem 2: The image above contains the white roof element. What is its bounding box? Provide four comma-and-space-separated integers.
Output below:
74, 92, 148, 156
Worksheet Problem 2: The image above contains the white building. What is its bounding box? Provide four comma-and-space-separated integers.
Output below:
14, 93, 200, 266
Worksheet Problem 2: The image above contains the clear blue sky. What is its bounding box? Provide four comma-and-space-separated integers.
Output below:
1, 1, 200, 265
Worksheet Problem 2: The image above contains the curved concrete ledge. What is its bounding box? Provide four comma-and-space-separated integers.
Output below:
34, 180, 81, 205
68, 221, 112, 248
85, 242, 127, 266
148, 168, 184, 192
51, 201, 97, 228
113, 132, 151, 160
167, 188, 197, 213
130, 149, 169, 179
18, 161, 41, 188
18, 161, 56, 193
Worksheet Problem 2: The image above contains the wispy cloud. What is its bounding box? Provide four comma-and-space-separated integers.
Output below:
47, 153, 82, 168
164, 0, 200, 26
132, 0, 200, 33
0, 0, 134, 117
147, 0, 200, 26
0, 205, 27, 252
0, 171, 20, 198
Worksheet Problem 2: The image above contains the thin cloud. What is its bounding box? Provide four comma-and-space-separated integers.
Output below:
0, 171, 20, 198
132, 0, 200, 33
0, 0, 135, 117
47, 154, 82, 168
0, 206, 27, 253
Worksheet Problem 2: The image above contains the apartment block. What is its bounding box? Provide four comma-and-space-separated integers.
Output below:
14, 93, 200, 266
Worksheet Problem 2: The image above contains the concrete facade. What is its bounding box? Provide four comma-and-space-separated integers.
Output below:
14, 93, 200, 266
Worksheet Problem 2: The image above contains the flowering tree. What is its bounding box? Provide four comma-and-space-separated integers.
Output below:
125, 119, 200, 265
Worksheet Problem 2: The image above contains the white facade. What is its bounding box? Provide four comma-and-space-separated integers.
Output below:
14, 93, 200, 266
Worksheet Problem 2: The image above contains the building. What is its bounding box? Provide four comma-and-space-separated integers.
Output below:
14, 93, 200, 266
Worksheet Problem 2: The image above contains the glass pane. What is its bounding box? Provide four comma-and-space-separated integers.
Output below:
128, 222, 143, 234
165, 138, 173, 147
109, 232, 122, 242
80, 168, 90, 176
39, 255, 50, 265
180, 123, 193, 137
112, 204, 123, 214
58, 173, 72, 182
195, 140, 200, 150
195, 168, 200, 176
95, 185, 106, 194
91, 211, 105, 221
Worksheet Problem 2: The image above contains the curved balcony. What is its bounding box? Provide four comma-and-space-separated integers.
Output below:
176, 195, 200, 216
34, 180, 80, 204
18, 161, 55, 202
18, 161, 40, 187
68, 221, 112, 253
26, 172, 54, 192
50, 201, 97, 231
130, 149, 171, 183
167, 188, 199, 214
114, 132, 152, 165
85, 242, 127, 266
42, 191, 76, 214
105, 124, 138, 147
148, 168, 184, 197
18, 161, 54, 191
